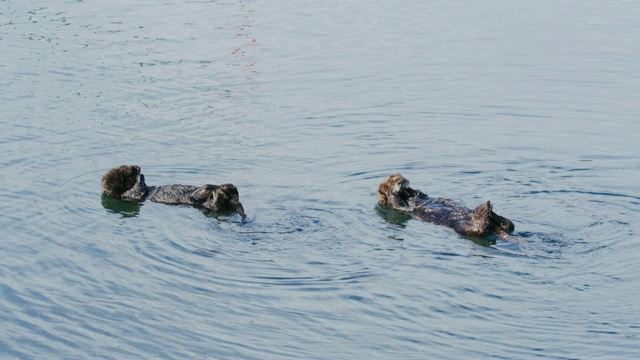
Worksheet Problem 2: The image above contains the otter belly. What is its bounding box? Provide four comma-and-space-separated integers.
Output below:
410, 198, 473, 229
148, 185, 198, 205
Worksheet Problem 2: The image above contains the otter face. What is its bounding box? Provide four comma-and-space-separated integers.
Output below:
101, 165, 141, 199
378, 173, 410, 207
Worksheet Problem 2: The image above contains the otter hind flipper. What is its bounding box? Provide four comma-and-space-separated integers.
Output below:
459, 201, 492, 236
489, 205, 515, 233
476, 201, 516, 235
218, 184, 246, 221
190, 184, 246, 220
473, 201, 492, 218
189, 184, 218, 204
228, 196, 246, 221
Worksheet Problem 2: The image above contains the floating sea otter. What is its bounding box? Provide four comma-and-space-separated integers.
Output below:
102, 165, 246, 220
378, 173, 515, 239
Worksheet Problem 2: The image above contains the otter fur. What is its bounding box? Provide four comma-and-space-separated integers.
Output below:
102, 165, 246, 220
378, 173, 514, 238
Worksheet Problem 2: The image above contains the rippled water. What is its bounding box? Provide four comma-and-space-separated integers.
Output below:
2, 0, 639, 358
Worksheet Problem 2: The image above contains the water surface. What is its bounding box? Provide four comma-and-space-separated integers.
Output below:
1, 0, 639, 358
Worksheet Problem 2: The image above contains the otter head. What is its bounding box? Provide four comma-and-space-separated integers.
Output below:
377, 173, 411, 207
101, 165, 141, 199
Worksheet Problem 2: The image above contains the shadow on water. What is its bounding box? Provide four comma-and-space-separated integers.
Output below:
101, 194, 142, 218
374, 204, 411, 227
375, 204, 566, 252
201, 208, 246, 222
463, 235, 497, 247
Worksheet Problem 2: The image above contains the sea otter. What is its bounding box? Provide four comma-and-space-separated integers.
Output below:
378, 173, 514, 238
102, 165, 246, 220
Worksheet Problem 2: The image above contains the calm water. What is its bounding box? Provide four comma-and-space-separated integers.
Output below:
2, 0, 640, 358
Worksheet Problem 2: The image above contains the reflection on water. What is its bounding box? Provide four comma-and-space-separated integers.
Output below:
2, 0, 640, 358
101, 193, 247, 221
101, 194, 142, 218
374, 204, 411, 227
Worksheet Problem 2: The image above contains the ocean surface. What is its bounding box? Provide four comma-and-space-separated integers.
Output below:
2, 0, 639, 358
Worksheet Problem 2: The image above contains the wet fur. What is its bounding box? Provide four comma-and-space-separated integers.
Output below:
102, 165, 246, 220
378, 173, 514, 238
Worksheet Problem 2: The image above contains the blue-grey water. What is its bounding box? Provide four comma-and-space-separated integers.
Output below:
2, 0, 639, 358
